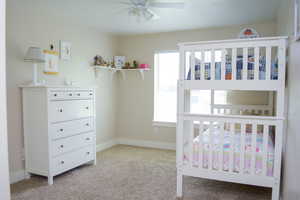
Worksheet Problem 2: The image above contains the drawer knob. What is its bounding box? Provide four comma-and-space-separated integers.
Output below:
85, 107, 89, 110
60, 128, 64, 132
86, 123, 89, 126
59, 109, 63, 113
86, 152, 90, 155
60, 145, 64, 148
86, 138, 90, 141
89, 93, 93, 96
54, 94, 57, 97
77, 93, 81, 96
61, 161, 65, 164
69, 93, 72, 96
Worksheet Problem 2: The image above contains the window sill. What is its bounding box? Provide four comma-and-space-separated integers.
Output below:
152, 121, 176, 128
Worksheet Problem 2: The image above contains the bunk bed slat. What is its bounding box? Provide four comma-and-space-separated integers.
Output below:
254, 47, 260, 80
208, 121, 213, 170
262, 124, 269, 176
211, 49, 215, 80
198, 121, 203, 169
243, 48, 248, 80
251, 123, 257, 175
229, 122, 235, 172
191, 52, 195, 81
266, 47, 272, 80
189, 121, 194, 168
221, 49, 226, 80
219, 121, 225, 172
278, 46, 286, 82
201, 50, 205, 80
240, 124, 246, 174
232, 48, 237, 80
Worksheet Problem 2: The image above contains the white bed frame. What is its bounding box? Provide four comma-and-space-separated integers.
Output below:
176, 37, 287, 200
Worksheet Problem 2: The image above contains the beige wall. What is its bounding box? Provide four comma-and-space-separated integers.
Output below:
276, 0, 300, 199
115, 22, 277, 144
6, 2, 118, 176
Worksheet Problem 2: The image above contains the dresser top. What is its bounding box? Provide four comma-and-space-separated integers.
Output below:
19, 84, 97, 89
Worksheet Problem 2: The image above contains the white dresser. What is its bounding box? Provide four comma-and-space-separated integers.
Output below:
21, 86, 96, 185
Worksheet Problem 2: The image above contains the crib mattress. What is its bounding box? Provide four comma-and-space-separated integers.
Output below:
183, 130, 275, 176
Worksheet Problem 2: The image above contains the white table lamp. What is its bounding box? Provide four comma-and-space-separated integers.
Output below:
24, 47, 45, 85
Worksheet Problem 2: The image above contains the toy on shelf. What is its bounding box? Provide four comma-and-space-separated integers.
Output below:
139, 64, 149, 69
93, 55, 109, 67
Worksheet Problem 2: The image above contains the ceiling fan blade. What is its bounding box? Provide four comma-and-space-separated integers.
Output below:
148, 0, 185, 9
145, 8, 160, 20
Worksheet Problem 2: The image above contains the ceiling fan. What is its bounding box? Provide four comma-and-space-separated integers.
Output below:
121, 0, 186, 21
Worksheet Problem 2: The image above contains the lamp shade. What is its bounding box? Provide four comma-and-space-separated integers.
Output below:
24, 47, 45, 63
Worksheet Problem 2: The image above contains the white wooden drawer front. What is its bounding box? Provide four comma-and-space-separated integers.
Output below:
49, 90, 94, 101
71, 90, 94, 99
49, 100, 93, 122
52, 132, 95, 157
52, 145, 94, 175
50, 118, 94, 140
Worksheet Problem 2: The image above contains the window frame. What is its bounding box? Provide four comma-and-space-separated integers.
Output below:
153, 50, 179, 127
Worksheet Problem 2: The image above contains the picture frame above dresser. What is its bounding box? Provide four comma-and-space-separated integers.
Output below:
20, 85, 96, 185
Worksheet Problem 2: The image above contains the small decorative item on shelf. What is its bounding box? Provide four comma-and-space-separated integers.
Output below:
114, 56, 125, 69
133, 60, 138, 68
94, 55, 108, 66
139, 64, 149, 69
123, 62, 131, 69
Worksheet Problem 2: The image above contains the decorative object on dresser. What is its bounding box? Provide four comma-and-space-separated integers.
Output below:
24, 47, 46, 86
59, 40, 71, 61
20, 86, 96, 185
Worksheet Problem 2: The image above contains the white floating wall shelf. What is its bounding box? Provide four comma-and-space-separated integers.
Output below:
93, 66, 150, 80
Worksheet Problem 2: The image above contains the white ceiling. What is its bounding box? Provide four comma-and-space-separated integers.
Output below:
10, 0, 280, 35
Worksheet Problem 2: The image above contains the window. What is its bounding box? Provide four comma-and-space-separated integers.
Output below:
154, 51, 179, 123
153, 51, 227, 125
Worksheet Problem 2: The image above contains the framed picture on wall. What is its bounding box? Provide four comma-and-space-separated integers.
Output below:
295, 0, 300, 40
43, 50, 59, 75
60, 40, 71, 60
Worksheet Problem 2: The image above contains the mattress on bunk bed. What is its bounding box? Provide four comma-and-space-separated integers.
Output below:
187, 55, 278, 80
183, 129, 275, 176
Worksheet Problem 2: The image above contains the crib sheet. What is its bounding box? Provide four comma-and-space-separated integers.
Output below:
183, 129, 275, 176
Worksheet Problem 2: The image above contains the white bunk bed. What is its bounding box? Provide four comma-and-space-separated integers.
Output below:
176, 37, 287, 200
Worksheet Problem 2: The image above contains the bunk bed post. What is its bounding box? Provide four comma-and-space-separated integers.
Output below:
176, 44, 185, 198
176, 80, 184, 199
272, 39, 286, 200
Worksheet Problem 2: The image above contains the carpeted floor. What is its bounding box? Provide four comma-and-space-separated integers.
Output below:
11, 145, 271, 200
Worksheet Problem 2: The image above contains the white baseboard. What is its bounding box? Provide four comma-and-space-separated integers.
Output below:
96, 139, 117, 152
10, 170, 26, 184
117, 138, 176, 150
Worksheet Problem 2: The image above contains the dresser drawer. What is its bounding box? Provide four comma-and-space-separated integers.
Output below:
52, 132, 95, 157
49, 100, 94, 122
49, 89, 94, 101
52, 146, 94, 175
71, 90, 94, 99
50, 118, 94, 140
49, 91, 65, 100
